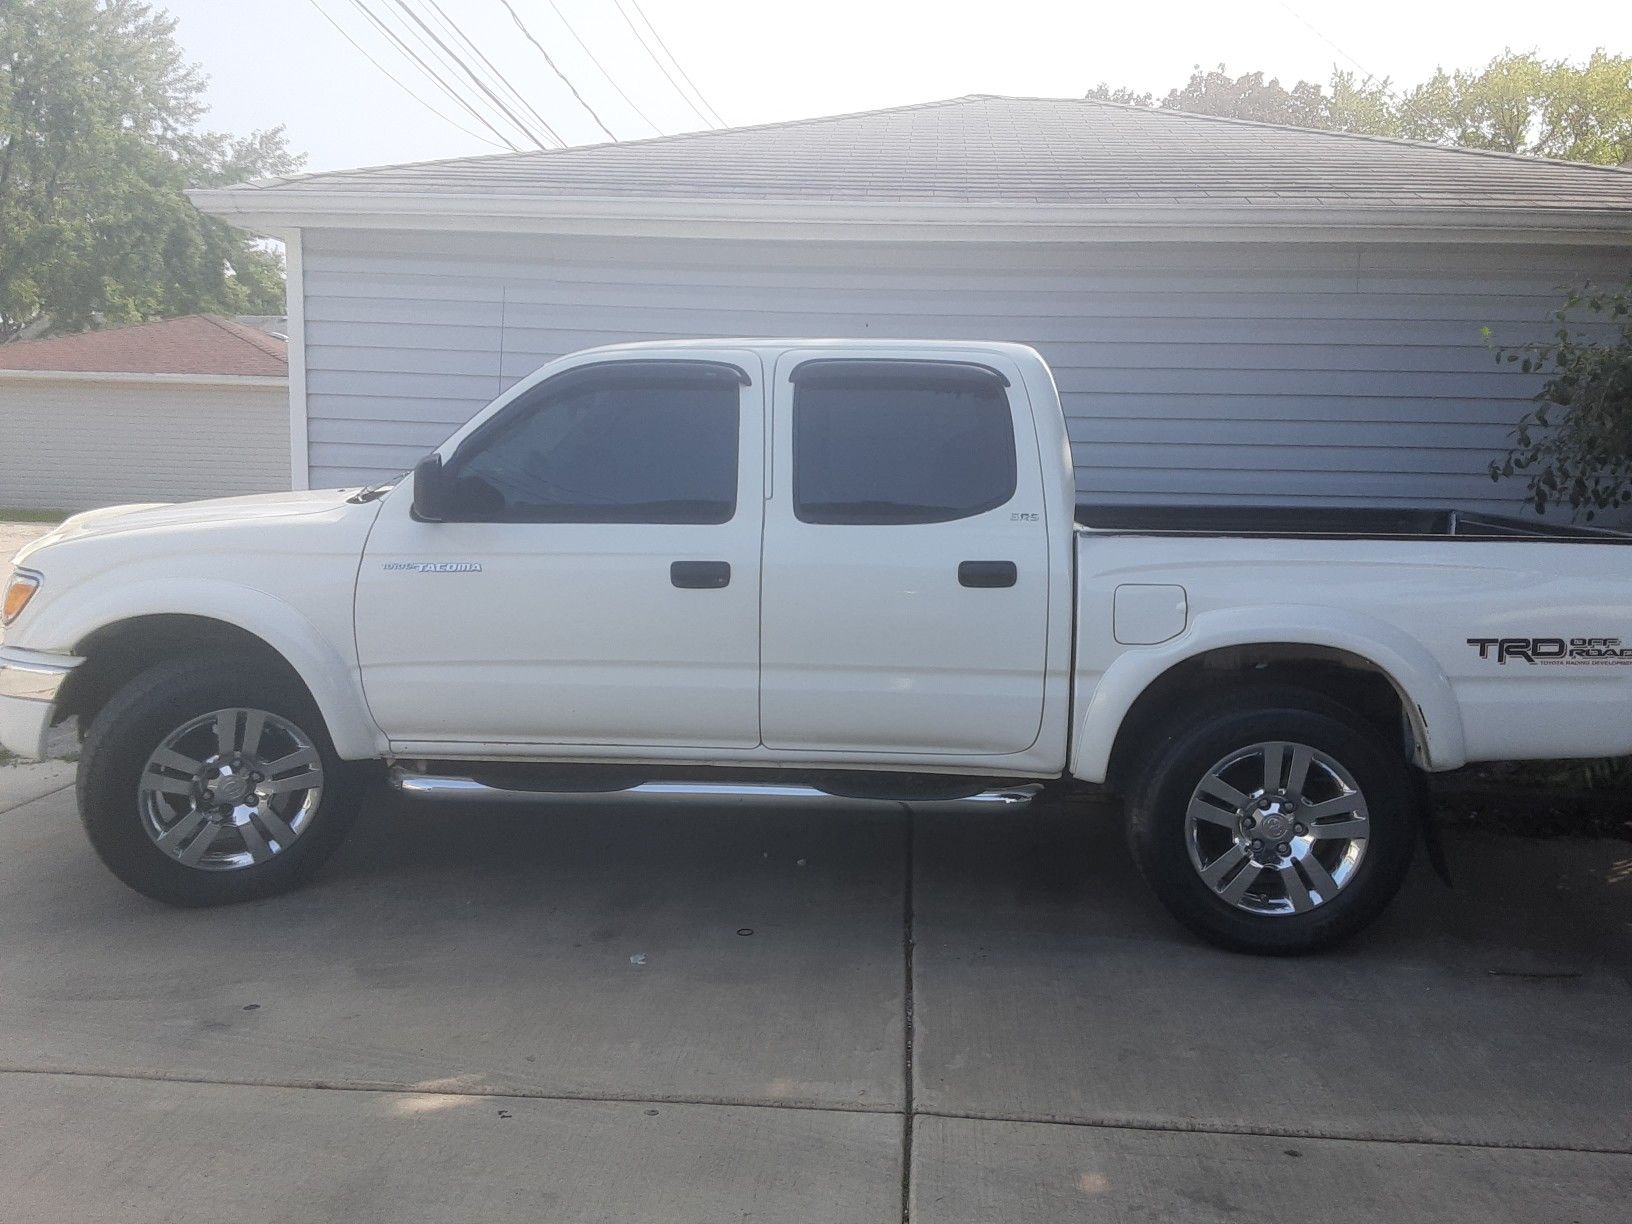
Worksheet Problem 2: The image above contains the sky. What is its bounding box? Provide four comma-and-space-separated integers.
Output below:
162, 0, 1632, 174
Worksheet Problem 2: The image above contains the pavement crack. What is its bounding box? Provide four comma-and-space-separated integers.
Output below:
0, 1066, 898, 1117
913, 1107, 1632, 1157
6, 1067, 1627, 1158
0, 780, 75, 816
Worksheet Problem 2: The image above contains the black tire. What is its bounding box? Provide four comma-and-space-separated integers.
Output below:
1125, 685, 1417, 955
77, 655, 365, 906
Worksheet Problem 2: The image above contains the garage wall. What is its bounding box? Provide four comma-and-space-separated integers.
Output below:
0, 377, 289, 511
297, 229, 1628, 511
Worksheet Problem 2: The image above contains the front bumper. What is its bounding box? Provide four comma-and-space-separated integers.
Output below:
0, 647, 81, 760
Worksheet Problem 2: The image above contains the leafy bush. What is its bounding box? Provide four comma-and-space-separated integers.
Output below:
1487, 281, 1632, 519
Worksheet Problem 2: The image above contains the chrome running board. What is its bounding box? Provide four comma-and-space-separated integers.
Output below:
386, 767, 1040, 809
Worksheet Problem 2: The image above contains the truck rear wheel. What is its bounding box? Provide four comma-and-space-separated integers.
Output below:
1124, 686, 1417, 955
77, 656, 364, 906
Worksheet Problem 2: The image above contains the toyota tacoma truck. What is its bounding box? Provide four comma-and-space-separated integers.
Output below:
4, 340, 1630, 954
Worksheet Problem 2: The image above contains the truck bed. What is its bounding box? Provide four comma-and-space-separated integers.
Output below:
1074, 504, 1632, 542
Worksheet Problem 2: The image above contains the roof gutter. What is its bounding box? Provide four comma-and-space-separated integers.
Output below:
189, 187, 1632, 247
0, 369, 286, 388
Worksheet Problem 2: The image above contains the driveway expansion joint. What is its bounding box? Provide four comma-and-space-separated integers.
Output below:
899, 803, 917, 1224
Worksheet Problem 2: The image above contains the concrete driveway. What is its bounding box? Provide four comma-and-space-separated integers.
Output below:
0, 774, 1628, 1222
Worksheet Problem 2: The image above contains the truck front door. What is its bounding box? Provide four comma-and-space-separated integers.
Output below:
759, 352, 1052, 757
354, 355, 764, 750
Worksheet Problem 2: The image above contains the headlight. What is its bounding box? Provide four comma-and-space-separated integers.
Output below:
2, 570, 41, 625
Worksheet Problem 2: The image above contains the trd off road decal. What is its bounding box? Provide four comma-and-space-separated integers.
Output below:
1466, 637, 1632, 665
382, 561, 484, 573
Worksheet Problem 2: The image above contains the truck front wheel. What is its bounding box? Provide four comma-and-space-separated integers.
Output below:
77, 657, 364, 906
1125, 687, 1417, 955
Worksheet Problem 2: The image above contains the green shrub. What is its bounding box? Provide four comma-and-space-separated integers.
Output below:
1488, 280, 1632, 520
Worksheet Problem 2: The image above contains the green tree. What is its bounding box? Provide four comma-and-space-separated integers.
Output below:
0, 0, 302, 340
1089, 51, 1632, 166
1399, 52, 1549, 151
1400, 50, 1632, 162
1160, 66, 1333, 129
1488, 282, 1632, 520
1084, 83, 1155, 107
1090, 64, 1398, 135
1322, 70, 1399, 137
1543, 51, 1632, 164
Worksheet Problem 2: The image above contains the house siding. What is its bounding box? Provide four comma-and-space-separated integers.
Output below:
0, 378, 289, 511
297, 229, 1626, 510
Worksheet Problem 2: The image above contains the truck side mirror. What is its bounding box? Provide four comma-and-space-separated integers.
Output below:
412, 453, 452, 522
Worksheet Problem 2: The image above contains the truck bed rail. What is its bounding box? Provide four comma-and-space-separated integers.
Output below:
1074, 504, 1632, 543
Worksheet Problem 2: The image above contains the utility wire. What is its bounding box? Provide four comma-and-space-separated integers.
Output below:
348, 0, 524, 148
1275, 2, 1378, 84
346, 0, 526, 150
496, 0, 620, 142
623, 0, 725, 126
306, 0, 513, 150
621, 0, 725, 126
610, 0, 723, 129
387, 0, 559, 148
539, 0, 665, 136
419, 0, 571, 148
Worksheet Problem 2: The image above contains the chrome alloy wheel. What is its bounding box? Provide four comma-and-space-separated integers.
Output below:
1184, 740, 1370, 916
137, 708, 324, 871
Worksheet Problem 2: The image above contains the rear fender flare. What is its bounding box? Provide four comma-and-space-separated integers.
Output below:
1070, 604, 1467, 782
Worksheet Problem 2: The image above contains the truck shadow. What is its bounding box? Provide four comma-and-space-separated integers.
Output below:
10, 782, 1629, 1148
335, 784, 1632, 979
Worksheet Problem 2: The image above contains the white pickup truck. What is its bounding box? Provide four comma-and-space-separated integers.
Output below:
4, 340, 1629, 952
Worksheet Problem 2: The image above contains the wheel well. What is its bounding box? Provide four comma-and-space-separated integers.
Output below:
1104, 644, 1420, 791
56, 615, 314, 736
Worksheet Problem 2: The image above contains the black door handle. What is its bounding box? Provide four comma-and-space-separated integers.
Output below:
671, 561, 731, 589
959, 560, 1017, 588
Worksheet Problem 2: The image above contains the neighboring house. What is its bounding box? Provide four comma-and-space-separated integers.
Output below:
193, 94, 1632, 512
0, 315, 290, 511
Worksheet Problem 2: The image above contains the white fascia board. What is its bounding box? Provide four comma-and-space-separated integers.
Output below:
0, 369, 286, 388
283, 229, 310, 490
189, 188, 1632, 247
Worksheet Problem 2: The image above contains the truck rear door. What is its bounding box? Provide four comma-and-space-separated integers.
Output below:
759, 351, 1053, 756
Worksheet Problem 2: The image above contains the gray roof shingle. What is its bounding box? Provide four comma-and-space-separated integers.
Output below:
223, 94, 1632, 214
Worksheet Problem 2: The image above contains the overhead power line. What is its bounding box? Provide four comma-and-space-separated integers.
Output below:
610, 0, 725, 129
1275, 2, 1378, 84
539, 0, 665, 136
320, 0, 673, 151
386, 0, 558, 148
345, 0, 527, 150
305, 0, 513, 150
623, 0, 725, 126
497, 0, 620, 142
419, 0, 570, 147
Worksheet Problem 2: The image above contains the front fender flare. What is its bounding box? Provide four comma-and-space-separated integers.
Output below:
1070, 604, 1467, 782
36, 578, 382, 761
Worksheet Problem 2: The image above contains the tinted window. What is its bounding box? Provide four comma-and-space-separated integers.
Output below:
793, 365, 1016, 525
445, 369, 740, 523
